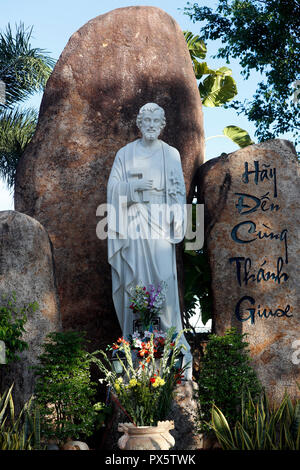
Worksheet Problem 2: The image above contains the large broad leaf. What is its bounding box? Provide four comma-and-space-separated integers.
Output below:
193, 61, 216, 80
223, 126, 254, 148
184, 31, 207, 61
214, 66, 233, 76
200, 72, 237, 107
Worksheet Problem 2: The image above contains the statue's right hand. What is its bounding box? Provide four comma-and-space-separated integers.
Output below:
132, 179, 153, 191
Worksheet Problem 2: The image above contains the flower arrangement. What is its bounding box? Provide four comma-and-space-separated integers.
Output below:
92, 328, 188, 426
129, 282, 167, 331
130, 329, 166, 359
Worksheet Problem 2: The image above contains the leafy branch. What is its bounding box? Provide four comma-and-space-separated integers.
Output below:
184, 30, 253, 149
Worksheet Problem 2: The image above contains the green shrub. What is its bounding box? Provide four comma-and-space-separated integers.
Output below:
33, 331, 98, 444
210, 388, 300, 450
0, 292, 38, 363
195, 327, 262, 433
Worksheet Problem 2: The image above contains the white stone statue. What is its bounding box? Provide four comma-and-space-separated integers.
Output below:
107, 103, 192, 378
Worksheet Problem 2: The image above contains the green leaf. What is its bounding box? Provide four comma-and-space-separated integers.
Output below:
223, 125, 254, 148
184, 31, 207, 61
234, 423, 243, 449
211, 405, 235, 444
236, 422, 255, 450
200, 73, 237, 107
215, 66, 233, 76
0, 384, 14, 424
193, 61, 216, 79
256, 406, 265, 449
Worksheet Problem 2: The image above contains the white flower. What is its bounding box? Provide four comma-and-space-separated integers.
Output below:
133, 339, 142, 349
132, 331, 141, 339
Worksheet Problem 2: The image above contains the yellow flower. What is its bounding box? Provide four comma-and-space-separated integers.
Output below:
151, 376, 165, 388
114, 377, 123, 393
129, 378, 138, 388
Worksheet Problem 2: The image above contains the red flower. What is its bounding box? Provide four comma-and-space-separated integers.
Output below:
116, 337, 129, 346
174, 369, 184, 384
150, 377, 156, 384
138, 349, 149, 357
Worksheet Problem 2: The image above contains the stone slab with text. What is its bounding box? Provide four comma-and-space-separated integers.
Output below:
197, 140, 300, 403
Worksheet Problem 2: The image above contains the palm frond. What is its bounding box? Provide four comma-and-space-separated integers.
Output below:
0, 22, 55, 107
0, 107, 37, 188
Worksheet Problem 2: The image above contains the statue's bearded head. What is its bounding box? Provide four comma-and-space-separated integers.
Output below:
136, 103, 166, 142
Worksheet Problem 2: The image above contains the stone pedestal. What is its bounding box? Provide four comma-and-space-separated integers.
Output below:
167, 380, 203, 450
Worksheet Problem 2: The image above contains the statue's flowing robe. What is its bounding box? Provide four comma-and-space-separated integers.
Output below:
107, 139, 191, 369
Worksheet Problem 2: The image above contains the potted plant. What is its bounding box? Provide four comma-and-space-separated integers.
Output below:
92, 327, 188, 450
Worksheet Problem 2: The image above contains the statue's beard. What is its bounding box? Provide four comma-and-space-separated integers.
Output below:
143, 129, 161, 140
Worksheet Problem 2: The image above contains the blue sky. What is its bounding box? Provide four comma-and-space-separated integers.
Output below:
0, 0, 283, 210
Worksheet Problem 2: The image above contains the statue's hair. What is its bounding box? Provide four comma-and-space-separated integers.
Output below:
136, 103, 166, 130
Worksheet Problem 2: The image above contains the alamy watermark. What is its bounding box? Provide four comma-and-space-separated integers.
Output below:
0, 340, 6, 364
291, 340, 300, 365
293, 80, 300, 104
96, 200, 204, 251
0, 80, 5, 105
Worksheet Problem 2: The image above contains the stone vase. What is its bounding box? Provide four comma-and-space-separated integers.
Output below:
117, 421, 175, 450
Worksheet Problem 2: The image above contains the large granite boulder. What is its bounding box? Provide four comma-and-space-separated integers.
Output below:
198, 140, 300, 401
197, 140, 300, 404
0, 211, 61, 408
14, 7, 204, 348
